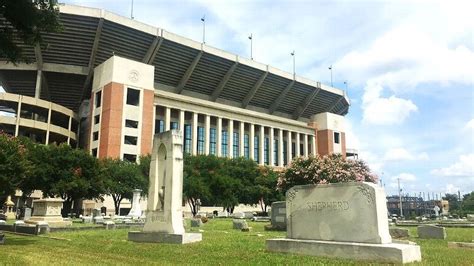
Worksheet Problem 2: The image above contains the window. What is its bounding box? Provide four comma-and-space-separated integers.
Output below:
93, 131, 99, 141
126, 88, 140, 106
334, 132, 340, 144
91, 148, 98, 157
210, 128, 217, 155
123, 154, 137, 162
95, 91, 101, 108
221, 130, 228, 157
264, 137, 269, 165
274, 139, 279, 165
184, 124, 191, 154
124, 135, 138, 145
244, 134, 249, 159
233, 132, 239, 158
94, 114, 100, 125
155, 120, 164, 134
291, 142, 296, 159
197, 126, 205, 155
283, 141, 288, 166
254, 136, 259, 163
171, 122, 178, 130
125, 119, 139, 128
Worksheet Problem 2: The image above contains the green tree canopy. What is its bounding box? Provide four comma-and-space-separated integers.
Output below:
0, 0, 62, 63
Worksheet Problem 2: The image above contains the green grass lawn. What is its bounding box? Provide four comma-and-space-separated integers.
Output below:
1, 219, 473, 265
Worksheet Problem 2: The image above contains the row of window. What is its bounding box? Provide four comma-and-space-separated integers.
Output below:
94, 88, 141, 109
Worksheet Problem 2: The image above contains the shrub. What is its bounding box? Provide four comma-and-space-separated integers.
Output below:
277, 154, 378, 192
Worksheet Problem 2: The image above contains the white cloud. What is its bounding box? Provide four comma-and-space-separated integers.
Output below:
391, 173, 417, 182
383, 148, 429, 161
445, 184, 461, 194
344, 119, 360, 150
465, 119, 474, 130
431, 153, 474, 177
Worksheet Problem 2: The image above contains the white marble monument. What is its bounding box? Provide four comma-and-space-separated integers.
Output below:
127, 189, 143, 218
26, 198, 72, 227
266, 182, 421, 264
128, 130, 202, 244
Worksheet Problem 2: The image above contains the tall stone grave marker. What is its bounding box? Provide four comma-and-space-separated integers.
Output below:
266, 182, 421, 264
128, 130, 202, 244
127, 189, 143, 218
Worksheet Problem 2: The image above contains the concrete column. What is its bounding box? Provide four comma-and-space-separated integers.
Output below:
287, 131, 292, 165
278, 129, 284, 166
45, 103, 52, 144
311, 135, 317, 155
192, 112, 198, 155
164, 107, 171, 131
67, 116, 72, 145
303, 134, 309, 157
204, 114, 210, 155
34, 70, 42, 99
179, 110, 185, 130
14, 96, 22, 137
269, 127, 274, 166
249, 123, 255, 160
239, 121, 245, 157
228, 119, 233, 158
295, 132, 300, 157
216, 117, 222, 156
259, 125, 264, 165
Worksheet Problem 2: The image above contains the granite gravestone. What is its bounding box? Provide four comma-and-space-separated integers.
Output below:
26, 198, 72, 227
128, 130, 202, 244
267, 182, 421, 264
270, 201, 286, 230
23, 208, 32, 221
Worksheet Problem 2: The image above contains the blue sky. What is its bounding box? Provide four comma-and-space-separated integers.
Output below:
58, 0, 473, 196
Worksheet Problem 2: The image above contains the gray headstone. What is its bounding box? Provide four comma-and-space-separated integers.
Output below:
270, 201, 286, 229
191, 218, 202, 227
233, 219, 248, 230
232, 212, 245, 219
0, 220, 5, 225
389, 228, 410, 238
92, 209, 101, 218
93, 216, 104, 224
82, 216, 93, 223
103, 221, 115, 230
36, 222, 50, 235
24, 208, 32, 220
417, 225, 446, 239
286, 182, 391, 244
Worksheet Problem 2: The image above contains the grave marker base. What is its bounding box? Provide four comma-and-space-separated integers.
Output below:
266, 238, 421, 264
128, 231, 202, 244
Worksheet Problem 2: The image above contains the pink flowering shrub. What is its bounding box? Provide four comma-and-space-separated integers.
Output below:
277, 154, 378, 192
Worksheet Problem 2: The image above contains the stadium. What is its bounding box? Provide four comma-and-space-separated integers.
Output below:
1, 4, 350, 168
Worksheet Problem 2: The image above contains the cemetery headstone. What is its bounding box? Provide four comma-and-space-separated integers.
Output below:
24, 207, 32, 221
92, 209, 101, 217
269, 201, 286, 230
26, 198, 72, 227
0, 220, 5, 225
104, 221, 116, 230
93, 216, 104, 224
266, 182, 421, 264
191, 218, 202, 227
127, 189, 143, 218
417, 225, 446, 239
233, 219, 248, 230
389, 228, 410, 238
35, 222, 50, 235
232, 212, 245, 219
82, 216, 93, 223
128, 130, 202, 244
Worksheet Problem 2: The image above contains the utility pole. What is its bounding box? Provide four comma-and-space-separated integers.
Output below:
248, 34, 253, 60
328, 65, 333, 87
398, 178, 403, 218
201, 15, 206, 44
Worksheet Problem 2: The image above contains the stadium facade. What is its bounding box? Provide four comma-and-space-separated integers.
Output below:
0, 4, 350, 168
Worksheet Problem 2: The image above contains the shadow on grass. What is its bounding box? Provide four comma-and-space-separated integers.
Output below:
2, 233, 39, 246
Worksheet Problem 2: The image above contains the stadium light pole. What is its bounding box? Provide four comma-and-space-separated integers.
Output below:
131, 0, 134, 19
201, 15, 206, 44
398, 177, 403, 218
248, 34, 253, 60
328, 65, 333, 87
291, 50, 295, 76
344, 80, 348, 98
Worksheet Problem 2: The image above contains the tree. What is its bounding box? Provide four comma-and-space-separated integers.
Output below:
461, 192, 474, 215
254, 166, 284, 213
138, 154, 151, 195
183, 154, 216, 216
40, 144, 103, 216
278, 154, 378, 193
0, 0, 62, 63
100, 158, 146, 215
0, 133, 31, 205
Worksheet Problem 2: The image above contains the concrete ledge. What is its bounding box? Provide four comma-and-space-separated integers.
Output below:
128, 231, 202, 244
448, 242, 474, 249
266, 238, 421, 264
